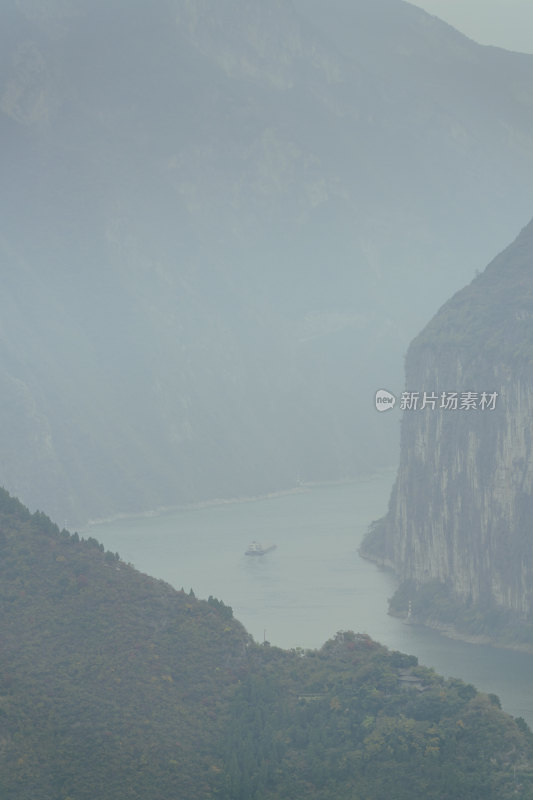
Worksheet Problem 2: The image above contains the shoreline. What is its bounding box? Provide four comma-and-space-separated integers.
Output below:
403, 616, 533, 656
361, 552, 533, 655
85, 467, 398, 530
85, 486, 310, 528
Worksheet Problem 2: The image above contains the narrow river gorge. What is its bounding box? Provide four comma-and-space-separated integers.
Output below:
88, 469, 533, 726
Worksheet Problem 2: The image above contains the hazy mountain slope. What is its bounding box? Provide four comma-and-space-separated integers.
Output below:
0, 489, 249, 799
1, 0, 533, 524
361, 216, 533, 646
2, 488, 533, 799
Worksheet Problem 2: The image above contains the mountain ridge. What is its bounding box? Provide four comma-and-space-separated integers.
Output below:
2, 0, 533, 524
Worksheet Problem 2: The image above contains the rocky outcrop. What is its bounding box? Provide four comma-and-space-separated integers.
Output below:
363, 218, 533, 627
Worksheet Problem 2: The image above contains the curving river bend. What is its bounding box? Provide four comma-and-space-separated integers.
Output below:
87, 469, 533, 726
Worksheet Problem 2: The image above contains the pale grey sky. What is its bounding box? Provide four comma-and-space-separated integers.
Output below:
409, 0, 533, 53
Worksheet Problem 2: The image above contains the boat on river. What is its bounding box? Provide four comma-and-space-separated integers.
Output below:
245, 541, 276, 556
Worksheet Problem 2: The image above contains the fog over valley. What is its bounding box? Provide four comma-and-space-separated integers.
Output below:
2, 0, 533, 524
3, 2, 533, 797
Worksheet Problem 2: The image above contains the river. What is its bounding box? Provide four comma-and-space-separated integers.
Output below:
86, 469, 533, 725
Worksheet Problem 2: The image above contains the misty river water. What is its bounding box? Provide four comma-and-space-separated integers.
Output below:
87, 470, 533, 726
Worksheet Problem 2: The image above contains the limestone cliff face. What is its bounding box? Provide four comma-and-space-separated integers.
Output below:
364, 218, 533, 619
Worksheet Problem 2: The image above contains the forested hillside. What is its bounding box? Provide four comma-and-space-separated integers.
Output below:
2, 488, 533, 799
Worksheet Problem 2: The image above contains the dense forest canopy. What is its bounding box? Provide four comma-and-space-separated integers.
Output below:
1, 487, 533, 798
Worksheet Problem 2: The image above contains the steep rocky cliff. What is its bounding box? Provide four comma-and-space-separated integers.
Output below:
362, 217, 533, 642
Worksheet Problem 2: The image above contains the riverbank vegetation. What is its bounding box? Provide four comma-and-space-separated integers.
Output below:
1, 487, 533, 798
390, 579, 533, 652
